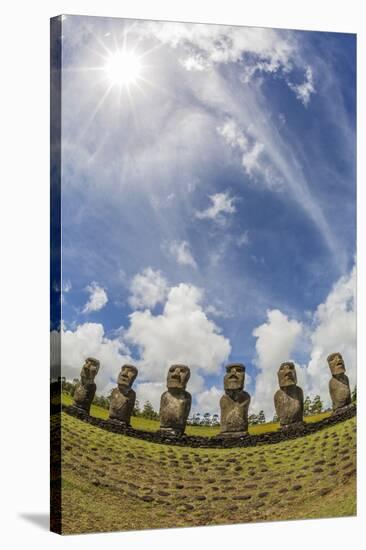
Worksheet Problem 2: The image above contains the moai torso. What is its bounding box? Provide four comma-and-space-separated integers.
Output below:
159, 390, 191, 436
72, 357, 100, 414
109, 387, 136, 425
159, 364, 191, 437
73, 381, 96, 414
220, 391, 250, 434
108, 364, 138, 424
219, 363, 250, 436
329, 374, 351, 411
274, 386, 304, 427
327, 353, 351, 412
274, 362, 303, 428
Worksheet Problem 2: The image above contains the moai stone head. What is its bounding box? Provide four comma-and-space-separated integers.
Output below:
328, 352, 351, 412
278, 362, 297, 388
109, 364, 137, 424
73, 357, 100, 414
327, 352, 346, 377
80, 357, 100, 385
167, 364, 190, 391
224, 363, 245, 392
117, 364, 138, 391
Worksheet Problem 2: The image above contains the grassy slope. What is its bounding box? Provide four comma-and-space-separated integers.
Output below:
58, 409, 356, 534
61, 393, 330, 436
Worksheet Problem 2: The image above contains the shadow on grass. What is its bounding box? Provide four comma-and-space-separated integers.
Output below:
20, 513, 49, 531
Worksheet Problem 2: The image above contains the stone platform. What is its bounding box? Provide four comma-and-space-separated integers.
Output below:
61, 403, 356, 448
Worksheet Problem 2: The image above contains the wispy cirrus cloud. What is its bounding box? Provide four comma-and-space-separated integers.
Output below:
162, 239, 197, 268
236, 231, 250, 247
217, 119, 278, 187
287, 66, 315, 107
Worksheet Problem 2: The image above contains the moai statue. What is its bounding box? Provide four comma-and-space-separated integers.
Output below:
327, 352, 351, 412
72, 357, 100, 414
159, 365, 191, 437
274, 362, 304, 429
109, 365, 138, 425
219, 363, 251, 437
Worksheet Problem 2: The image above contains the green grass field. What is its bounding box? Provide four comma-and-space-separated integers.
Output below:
57, 400, 356, 534
61, 392, 331, 436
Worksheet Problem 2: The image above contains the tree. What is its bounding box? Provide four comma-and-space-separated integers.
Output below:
310, 395, 323, 415
303, 395, 312, 416
257, 410, 266, 424
351, 386, 357, 403
212, 413, 219, 426
141, 400, 159, 420
192, 412, 201, 425
248, 413, 258, 425
92, 394, 110, 409
203, 412, 211, 425
272, 413, 278, 423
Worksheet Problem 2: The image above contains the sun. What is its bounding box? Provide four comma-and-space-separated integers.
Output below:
105, 50, 142, 88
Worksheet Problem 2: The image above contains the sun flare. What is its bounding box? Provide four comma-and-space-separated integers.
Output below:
105, 50, 142, 87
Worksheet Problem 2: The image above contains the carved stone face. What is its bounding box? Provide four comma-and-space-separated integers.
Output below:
327, 352, 346, 376
80, 357, 100, 385
167, 364, 190, 390
117, 364, 138, 390
278, 362, 297, 387
224, 364, 245, 391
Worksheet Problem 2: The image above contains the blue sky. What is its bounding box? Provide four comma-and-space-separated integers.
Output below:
57, 16, 356, 417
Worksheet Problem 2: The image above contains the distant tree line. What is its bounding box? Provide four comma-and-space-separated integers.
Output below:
304, 395, 324, 416
188, 410, 267, 426
132, 399, 159, 420
187, 412, 220, 426
248, 410, 266, 425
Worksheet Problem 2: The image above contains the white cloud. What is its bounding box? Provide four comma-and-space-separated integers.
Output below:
251, 309, 303, 418
195, 191, 236, 221
242, 141, 265, 174
217, 119, 270, 183
304, 265, 356, 405
125, 283, 231, 383
141, 22, 315, 105
217, 118, 249, 150
205, 301, 232, 319
236, 231, 250, 247
82, 282, 108, 314
181, 55, 207, 71
134, 381, 165, 412
194, 385, 222, 415
128, 267, 168, 310
288, 66, 315, 107
62, 280, 72, 293
58, 322, 132, 394
250, 264, 356, 418
163, 240, 197, 268
144, 22, 294, 75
